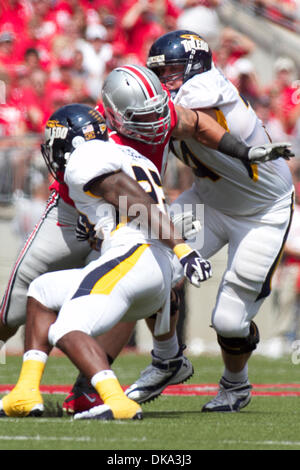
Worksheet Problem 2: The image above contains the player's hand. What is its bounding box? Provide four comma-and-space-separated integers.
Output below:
173, 243, 212, 287
171, 211, 202, 240
248, 142, 294, 163
75, 216, 89, 242
76, 216, 102, 251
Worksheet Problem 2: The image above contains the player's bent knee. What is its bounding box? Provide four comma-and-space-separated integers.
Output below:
217, 321, 260, 355
27, 276, 49, 309
48, 321, 89, 346
211, 291, 251, 337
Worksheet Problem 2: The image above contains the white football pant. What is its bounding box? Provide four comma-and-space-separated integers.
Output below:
28, 243, 173, 345
171, 184, 294, 338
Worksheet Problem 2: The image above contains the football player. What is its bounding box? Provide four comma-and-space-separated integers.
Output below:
0, 64, 293, 414
124, 31, 295, 412
0, 103, 212, 420
64, 65, 294, 412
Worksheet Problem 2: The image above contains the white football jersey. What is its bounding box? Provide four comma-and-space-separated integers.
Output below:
64, 139, 168, 251
172, 64, 293, 216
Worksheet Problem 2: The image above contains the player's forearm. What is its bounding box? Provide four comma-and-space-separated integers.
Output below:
173, 105, 225, 149
88, 171, 185, 249
173, 105, 254, 160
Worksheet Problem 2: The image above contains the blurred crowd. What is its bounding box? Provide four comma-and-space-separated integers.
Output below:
0, 0, 223, 136
1, 0, 300, 352
240, 0, 300, 30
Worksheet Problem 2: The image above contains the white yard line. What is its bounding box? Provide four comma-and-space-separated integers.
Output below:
222, 439, 300, 447
0, 435, 92, 442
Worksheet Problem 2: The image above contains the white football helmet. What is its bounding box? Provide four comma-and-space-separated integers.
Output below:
101, 64, 171, 144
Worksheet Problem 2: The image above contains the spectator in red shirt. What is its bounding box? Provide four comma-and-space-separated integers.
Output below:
265, 56, 299, 135
18, 68, 53, 133
101, 14, 128, 53
46, 60, 75, 105
0, 31, 23, 76
120, 0, 180, 63
0, 71, 27, 136
15, 48, 43, 81
0, 0, 31, 37
214, 27, 256, 81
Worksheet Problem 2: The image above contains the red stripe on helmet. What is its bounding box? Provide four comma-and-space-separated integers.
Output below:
119, 65, 156, 99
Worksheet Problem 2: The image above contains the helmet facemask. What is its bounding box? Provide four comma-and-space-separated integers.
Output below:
105, 87, 171, 144
122, 91, 171, 144
41, 127, 69, 183
102, 65, 172, 144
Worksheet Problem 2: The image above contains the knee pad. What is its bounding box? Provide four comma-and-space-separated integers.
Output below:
217, 321, 260, 355
212, 284, 263, 338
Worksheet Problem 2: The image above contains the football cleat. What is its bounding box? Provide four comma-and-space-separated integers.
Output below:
62, 373, 103, 415
74, 401, 143, 421
201, 377, 252, 412
0, 388, 44, 417
125, 345, 194, 404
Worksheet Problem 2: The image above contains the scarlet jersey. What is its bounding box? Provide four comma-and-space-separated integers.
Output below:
49, 97, 177, 206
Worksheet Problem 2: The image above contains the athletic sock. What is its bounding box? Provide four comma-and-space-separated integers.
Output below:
91, 370, 141, 419
2, 350, 47, 417
15, 349, 48, 390
223, 364, 249, 385
153, 333, 179, 360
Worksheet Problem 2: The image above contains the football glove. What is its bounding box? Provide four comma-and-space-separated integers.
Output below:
75, 216, 89, 242
75, 216, 102, 251
248, 142, 294, 163
171, 211, 202, 240
174, 243, 212, 287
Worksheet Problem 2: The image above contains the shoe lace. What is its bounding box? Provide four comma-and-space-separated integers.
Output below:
213, 381, 250, 411
138, 364, 169, 385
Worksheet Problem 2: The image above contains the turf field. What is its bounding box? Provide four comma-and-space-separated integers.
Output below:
0, 352, 299, 452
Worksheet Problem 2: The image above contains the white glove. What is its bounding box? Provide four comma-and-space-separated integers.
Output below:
248, 142, 294, 163
171, 211, 202, 240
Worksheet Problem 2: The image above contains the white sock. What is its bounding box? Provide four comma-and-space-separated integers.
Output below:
223, 364, 248, 384
153, 333, 179, 360
23, 350, 48, 364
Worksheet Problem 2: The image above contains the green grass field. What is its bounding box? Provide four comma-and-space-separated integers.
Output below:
0, 352, 299, 452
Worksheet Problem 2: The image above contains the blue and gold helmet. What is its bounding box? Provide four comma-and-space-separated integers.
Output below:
147, 30, 212, 88
41, 104, 107, 181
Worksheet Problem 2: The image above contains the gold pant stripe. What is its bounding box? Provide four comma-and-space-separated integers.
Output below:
91, 244, 149, 296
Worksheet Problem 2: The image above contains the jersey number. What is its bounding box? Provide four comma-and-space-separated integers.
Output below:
170, 138, 258, 182
170, 139, 220, 181
132, 165, 165, 208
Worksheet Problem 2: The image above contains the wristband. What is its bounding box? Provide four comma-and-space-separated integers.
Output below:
218, 133, 250, 161
173, 243, 193, 259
